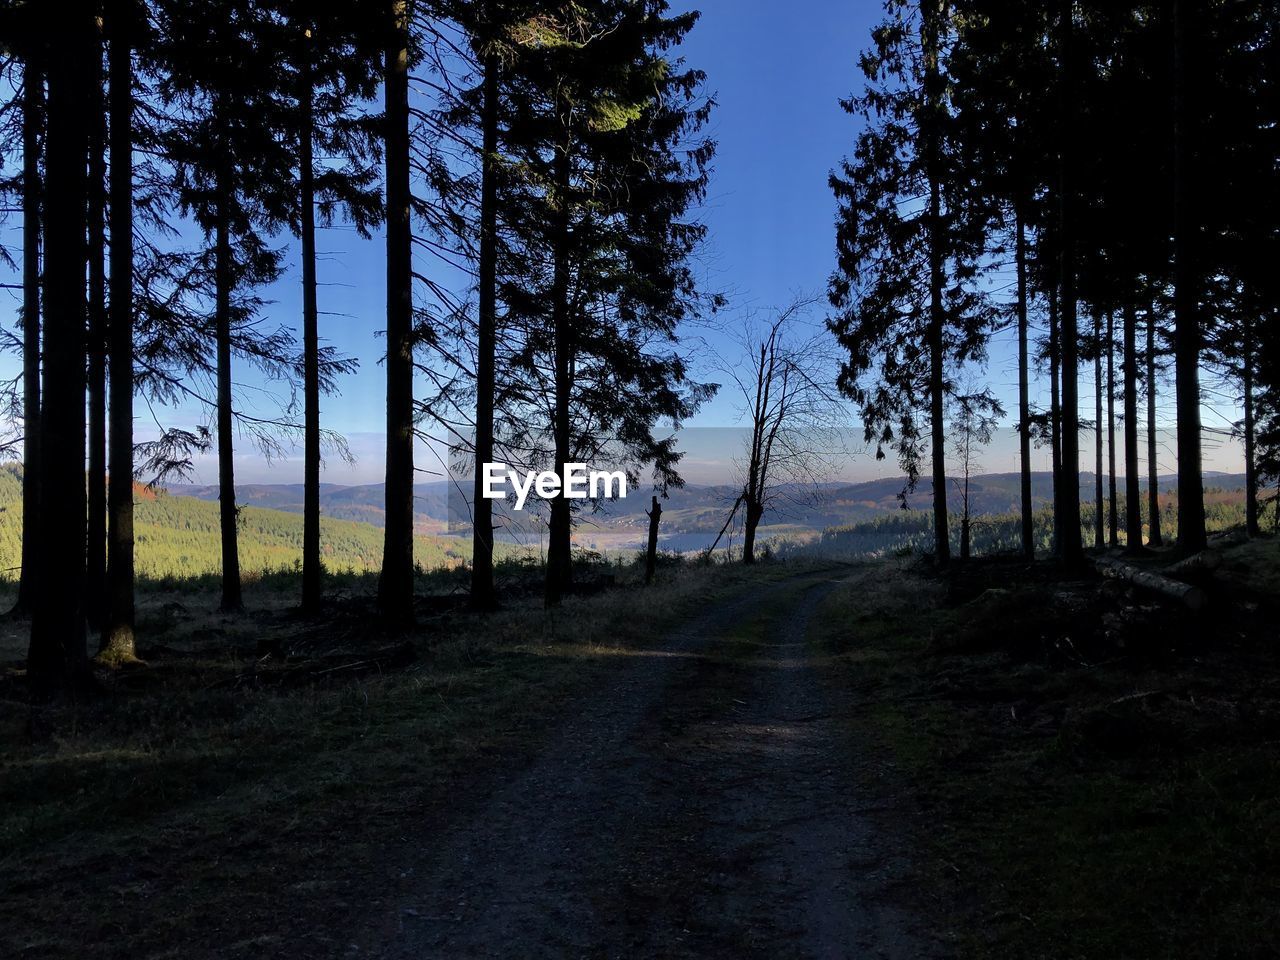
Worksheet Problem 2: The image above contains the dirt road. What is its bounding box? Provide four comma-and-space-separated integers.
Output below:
358, 570, 945, 959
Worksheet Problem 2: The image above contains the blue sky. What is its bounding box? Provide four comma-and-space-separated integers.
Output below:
0, 0, 1243, 485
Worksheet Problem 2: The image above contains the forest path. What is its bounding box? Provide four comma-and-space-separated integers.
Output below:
358, 569, 943, 959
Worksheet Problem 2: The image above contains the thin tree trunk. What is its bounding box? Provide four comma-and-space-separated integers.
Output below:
101, 0, 136, 661
1146, 307, 1163, 546
86, 23, 107, 627
545, 143, 573, 606
1172, 0, 1206, 551
1057, 0, 1082, 566
923, 0, 950, 566
644, 496, 661, 584
28, 0, 94, 698
378, 0, 416, 627
1107, 309, 1118, 547
743, 500, 764, 564
1123, 301, 1142, 550
743, 341, 770, 566
470, 42, 499, 612
13, 59, 42, 619
299, 24, 322, 615
1050, 283, 1063, 556
215, 168, 242, 613
1094, 311, 1104, 550
1015, 208, 1033, 558
1242, 315, 1259, 536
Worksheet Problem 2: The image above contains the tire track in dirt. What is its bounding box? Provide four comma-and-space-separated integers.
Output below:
358, 569, 943, 958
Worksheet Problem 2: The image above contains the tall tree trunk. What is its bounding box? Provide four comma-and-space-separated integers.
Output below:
101, 0, 136, 661
86, 21, 107, 628
923, 0, 950, 566
470, 43, 499, 612
1172, 0, 1206, 551
1146, 307, 1163, 546
1050, 283, 1063, 556
545, 144, 573, 606
214, 176, 242, 613
1015, 208, 1033, 558
1242, 315, 1259, 536
1107, 309, 1118, 547
1123, 301, 1142, 550
1057, 0, 1083, 566
378, 0, 416, 627
13, 58, 42, 619
1094, 311, 1104, 550
299, 24, 322, 615
28, 0, 94, 697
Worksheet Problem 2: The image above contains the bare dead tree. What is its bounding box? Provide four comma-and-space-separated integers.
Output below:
725, 298, 851, 564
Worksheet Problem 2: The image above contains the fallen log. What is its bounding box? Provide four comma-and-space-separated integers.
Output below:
1095, 557, 1207, 611
1163, 550, 1222, 582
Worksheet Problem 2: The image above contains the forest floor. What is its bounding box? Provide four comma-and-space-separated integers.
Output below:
815, 537, 1280, 959
0, 561, 944, 959
2, 536, 1278, 958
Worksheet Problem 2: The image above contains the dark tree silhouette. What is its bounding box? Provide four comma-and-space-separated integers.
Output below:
378, 0, 416, 627
27, 0, 95, 697
11, 50, 41, 619
830, 0, 997, 564
101, 0, 138, 662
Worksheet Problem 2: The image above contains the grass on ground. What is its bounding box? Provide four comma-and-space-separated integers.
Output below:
811, 538, 1280, 960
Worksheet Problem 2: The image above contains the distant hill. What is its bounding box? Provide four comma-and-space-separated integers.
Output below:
169, 481, 454, 533
0, 464, 1260, 572
0, 466, 485, 582
166, 471, 1253, 553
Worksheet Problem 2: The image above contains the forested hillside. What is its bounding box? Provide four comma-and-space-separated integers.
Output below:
0, 467, 476, 580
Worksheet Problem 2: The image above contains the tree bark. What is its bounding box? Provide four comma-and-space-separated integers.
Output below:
1015, 208, 1033, 558
1172, 0, 1206, 551
1146, 307, 1163, 546
101, 0, 136, 661
1094, 311, 1104, 550
299, 24, 322, 615
86, 21, 107, 627
1057, 0, 1082, 565
470, 42, 499, 612
378, 0, 416, 627
644, 496, 661, 585
28, 0, 94, 698
215, 157, 242, 613
13, 58, 42, 619
545, 143, 573, 606
923, 0, 950, 566
1242, 315, 1259, 537
1107, 309, 1118, 547
1095, 557, 1206, 611
1049, 282, 1063, 556
1123, 301, 1142, 550
743, 499, 764, 564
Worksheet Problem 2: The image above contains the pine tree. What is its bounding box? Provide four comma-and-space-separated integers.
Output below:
27, 0, 96, 697
100, 0, 138, 662
378, 0, 416, 626
830, 0, 997, 561
489, 2, 716, 605
282, 3, 379, 615
155, 0, 298, 612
